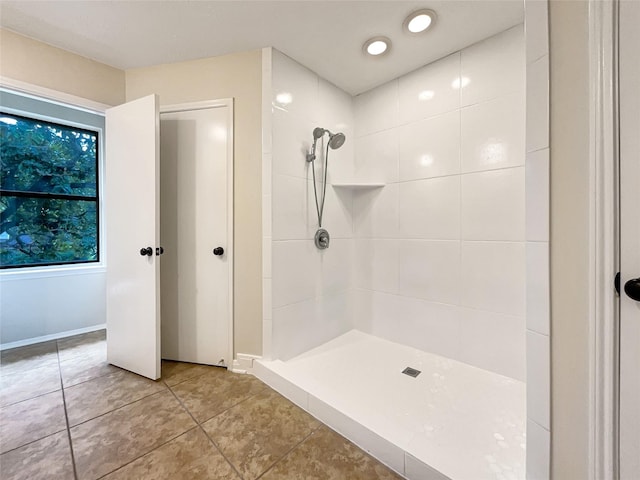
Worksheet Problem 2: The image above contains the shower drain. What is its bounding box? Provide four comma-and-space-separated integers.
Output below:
402, 367, 421, 378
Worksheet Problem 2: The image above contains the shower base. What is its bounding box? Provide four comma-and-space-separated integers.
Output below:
254, 330, 525, 480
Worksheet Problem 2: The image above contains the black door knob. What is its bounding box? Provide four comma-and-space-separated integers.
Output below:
213, 247, 224, 256
140, 247, 153, 257
624, 277, 640, 302
156, 247, 164, 256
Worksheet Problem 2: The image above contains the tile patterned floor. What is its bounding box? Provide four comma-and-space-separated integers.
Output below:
0, 331, 402, 480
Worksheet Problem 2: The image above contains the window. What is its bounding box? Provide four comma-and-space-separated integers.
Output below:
0, 93, 102, 269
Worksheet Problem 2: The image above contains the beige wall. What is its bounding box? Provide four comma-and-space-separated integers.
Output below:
126, 50, 263, 357
549, 1, 590, 478
0, 29, 125, 106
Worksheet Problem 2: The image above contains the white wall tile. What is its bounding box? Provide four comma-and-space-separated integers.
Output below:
399, 177, 460, 240
318, 78, 354, 134
322, 185, 353, 239
398, 240, 461, 305
353, 288, 373, 333
262, 318, 273, 360
399, 111, 461, 181
461, 25, 525, 106
262, 236, 272, 279
272, 240, 318, 307
526, 242, 550, 335
405, 452, 451, 480
461, 94, 525, 173
525, 0, 549, 64
262, 194, 272, 238
262, 153, 272, 195
355, 239, 399, 294
457, 308, 526, 381
353, 183, 398, 238
272, 108, 316, 179
354, 80, 399, 137
272, 174, 314, 240
370, 292, 461, 360
460, 241, 526, 316
320, 239, 353, 296
317, 291, 354, 341
461, 167, 525, 241
526, 55, 549, 152
354, 128, 399, 183
526, 148, 550, 241
527, 330, 550, 429
272, 49, 318, 121
526, 419, 550, 480
398, 53, 461, 124
271, 298, 318, 360
262, 47, 273, 156
262, 278, 272, 320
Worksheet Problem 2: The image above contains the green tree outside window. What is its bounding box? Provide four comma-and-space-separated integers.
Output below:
0, 113, 99, 268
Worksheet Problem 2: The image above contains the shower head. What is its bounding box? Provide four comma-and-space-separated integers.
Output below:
328, 132, 346, 150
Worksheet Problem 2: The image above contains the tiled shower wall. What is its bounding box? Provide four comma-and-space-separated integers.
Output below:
352, 26, 527, 381
263, 49, 356, 361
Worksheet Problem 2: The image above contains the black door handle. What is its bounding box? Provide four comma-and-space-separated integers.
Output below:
624, 277, 640, 302
140, 247, 153, 257
156, 247, 164, 256
213, 247, 224, 256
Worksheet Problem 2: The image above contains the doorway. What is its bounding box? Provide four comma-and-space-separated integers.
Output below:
160, 101, 234, 367
105, 96, 233, 380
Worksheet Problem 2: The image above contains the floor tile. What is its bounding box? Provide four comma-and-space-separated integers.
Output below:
56, 330, 106, 358
59, 347, 119, 387
0, 390, 67, 454
0, 431, 74, 480
262, 426, 403, 480
170, 368, 266, 423
71, 390, 196, 479
161, 360, 219, 387
0, 341, 58, 376
202, 389, 320, 480
102, 427, 240, 480
0, 363, 61, 407
65, 369, 167, 426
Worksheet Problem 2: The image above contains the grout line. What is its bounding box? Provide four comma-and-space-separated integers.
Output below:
254, 427, 319, 480
0, 386, 61, 408
94, 427, 201, 479
66, 388, 169, 429
0, 427, 68, 456
166, 384, 245, 480
56, 341, 79, 480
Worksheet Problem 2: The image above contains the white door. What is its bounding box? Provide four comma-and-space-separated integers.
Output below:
159, 101, 233, 366
105, 94, 161, 380
619, 1, 640, 477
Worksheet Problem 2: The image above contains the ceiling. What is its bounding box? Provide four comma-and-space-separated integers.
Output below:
0, 0, 523, 96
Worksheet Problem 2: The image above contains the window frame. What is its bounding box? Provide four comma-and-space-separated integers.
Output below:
0, 93, 105, 272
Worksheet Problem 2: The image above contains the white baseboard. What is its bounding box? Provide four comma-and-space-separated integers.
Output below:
231, 353, 262, 373
0, 324, 106, 351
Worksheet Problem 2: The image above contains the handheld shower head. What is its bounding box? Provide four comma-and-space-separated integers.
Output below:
328, 132, 346, 150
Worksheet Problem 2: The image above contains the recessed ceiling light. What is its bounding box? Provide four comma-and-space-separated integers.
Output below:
363, 37, 391, 57
403, 9, 436, 34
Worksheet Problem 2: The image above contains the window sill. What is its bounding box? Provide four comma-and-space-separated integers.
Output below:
0, 263, 106, 281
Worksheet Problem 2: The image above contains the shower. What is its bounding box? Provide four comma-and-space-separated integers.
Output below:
306, 127, 346, 249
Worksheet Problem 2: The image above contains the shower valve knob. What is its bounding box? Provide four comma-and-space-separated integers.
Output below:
213, 247, 224, 256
